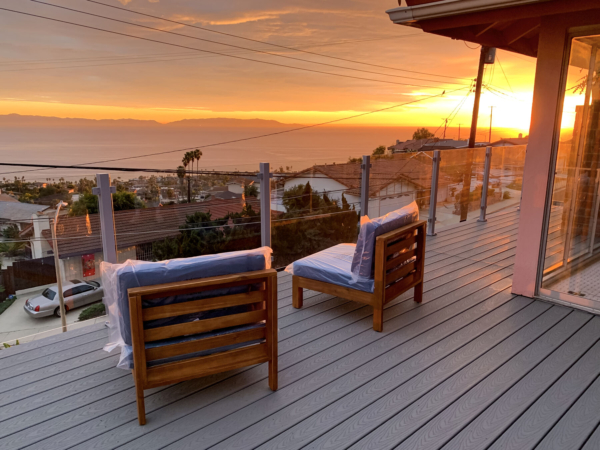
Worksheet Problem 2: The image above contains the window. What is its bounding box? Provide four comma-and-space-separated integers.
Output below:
42, 288, 56, 300
540, 31, 600, 309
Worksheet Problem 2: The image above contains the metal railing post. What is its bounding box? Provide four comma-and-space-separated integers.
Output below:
428, 150, 441, 236
360, 155, 371, 217
259, 163, 272, 248
93, 174, 118, 264
478, 146, 493, 223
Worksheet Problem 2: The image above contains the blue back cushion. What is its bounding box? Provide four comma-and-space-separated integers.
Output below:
114, 250, 268, 346
350, 202, 419, 281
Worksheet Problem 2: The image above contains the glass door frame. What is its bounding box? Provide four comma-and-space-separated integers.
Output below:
537, 24, 600, 313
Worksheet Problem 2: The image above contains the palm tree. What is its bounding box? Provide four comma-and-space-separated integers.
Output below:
176, 165, 186, 197
194, 149, 202, 182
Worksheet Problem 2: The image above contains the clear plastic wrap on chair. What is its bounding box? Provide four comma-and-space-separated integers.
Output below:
101, 247, 272, 370
350, 202, 419, 283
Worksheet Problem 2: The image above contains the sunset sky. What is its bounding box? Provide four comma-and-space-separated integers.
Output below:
1, 0, 537, 133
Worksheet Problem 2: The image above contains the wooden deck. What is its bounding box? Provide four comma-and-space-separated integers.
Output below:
2, 207, 600, 450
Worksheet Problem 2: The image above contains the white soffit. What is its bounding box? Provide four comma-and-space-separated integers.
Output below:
387, 0, 550, 24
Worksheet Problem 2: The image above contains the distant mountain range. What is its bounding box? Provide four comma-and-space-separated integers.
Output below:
0, 114, 302, 128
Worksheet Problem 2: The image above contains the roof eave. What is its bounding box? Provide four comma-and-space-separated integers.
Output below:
386, 0, 548, 24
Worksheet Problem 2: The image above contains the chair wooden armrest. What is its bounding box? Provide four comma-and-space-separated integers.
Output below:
293, 220, 426, 332
128, 269, 278, 425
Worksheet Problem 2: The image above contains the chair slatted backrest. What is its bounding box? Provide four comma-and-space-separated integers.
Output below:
128, 269, 277, 390
374, 220, 426, 303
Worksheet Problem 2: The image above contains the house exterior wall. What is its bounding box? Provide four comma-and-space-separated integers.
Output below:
281, 176, 351, 211
280, 175, 428, 216
31, 215, 52, 259
60, 246, 136, 282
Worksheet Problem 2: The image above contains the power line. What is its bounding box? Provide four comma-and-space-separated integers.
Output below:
0, 36, 407, 66
0, 6, 451, 90
26, 2, 466, 88
82, 0, 470, 82
495, 54, 514, 93
0, 86, 467, 177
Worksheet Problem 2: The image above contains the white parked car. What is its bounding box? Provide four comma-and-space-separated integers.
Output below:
24, 280, 103, 318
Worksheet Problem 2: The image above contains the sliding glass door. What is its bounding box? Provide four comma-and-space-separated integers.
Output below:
540, 31, 600, 310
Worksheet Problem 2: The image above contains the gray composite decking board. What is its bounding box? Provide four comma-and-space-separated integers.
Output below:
0, 369, 135, 439
0, 336, 108, 382
425, 224, 520, 257
133, 283, 521, 450
68, 267, 516, 450
426, 219, 520, 251
7, 243, 512, 450
403, 313, 599, 450
581, 414, 600, 450
298, 302, 555, 450
0, 354, 122, 418
63, 264, 517, 449
9, 209, 600, 450
0, 353, 119, 408
427, 224, 521, 255
276, 262, 516, 356
0, 347, 116, 394
277, 257, 509, 342
429, 222, 522, 256
0, 321, 106, 359
0, 328, 109, 370
489, 339, 600, 450
425, 215, 519, 252
428, 209, 517, 238
182, 290, 526, 450
346, 306, 576, 450
252, 295, 533, 450
535, 366, 600, 450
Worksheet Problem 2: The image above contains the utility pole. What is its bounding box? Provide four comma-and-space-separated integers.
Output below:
458, 124, 461, 140
442, 118, 448, 139
187, 177, 191, 203
489, 106, 495, 143
459, 45, 494, 222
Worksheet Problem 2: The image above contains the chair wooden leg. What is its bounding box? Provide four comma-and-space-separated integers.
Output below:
269, 359, 278, 391
373, 302, 384, 332
267, 274, 278, 391
414, 281, 424, 304
135, 382, 146, 425
292, 277, 303, 309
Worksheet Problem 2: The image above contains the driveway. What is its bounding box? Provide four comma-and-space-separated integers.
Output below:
0, 291, 96, 344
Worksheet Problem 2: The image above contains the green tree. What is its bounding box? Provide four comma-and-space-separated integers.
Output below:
146, 176, 160, 202
113, 191, 146, 211
244, 183, 259, 198
412, 128, 435, 140
75, 177, 95, 194
372, 145, 386, 156
70, 191, 145, 216
69, 193, 99, 216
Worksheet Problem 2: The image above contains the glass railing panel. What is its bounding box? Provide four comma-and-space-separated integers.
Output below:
271, 160, 361, 269
488, 144, 527, 213
0, 172, 105, 345
433, 147, 487, 230
110, 166, 263, 264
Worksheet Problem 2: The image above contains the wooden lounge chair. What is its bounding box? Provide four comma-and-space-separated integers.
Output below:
290, 205, 426, 332
127, 269, 278, 425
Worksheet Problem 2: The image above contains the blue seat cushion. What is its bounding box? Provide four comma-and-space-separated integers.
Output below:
109, 249, 270, 369
351, 202, 419, 281
292, 244, 374, 293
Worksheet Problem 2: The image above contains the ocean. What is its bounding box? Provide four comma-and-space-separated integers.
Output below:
0, 122, 518, 182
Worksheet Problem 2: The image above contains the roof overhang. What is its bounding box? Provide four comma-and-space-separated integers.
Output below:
386, 0, 600, 57
386, 0, 549, 25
